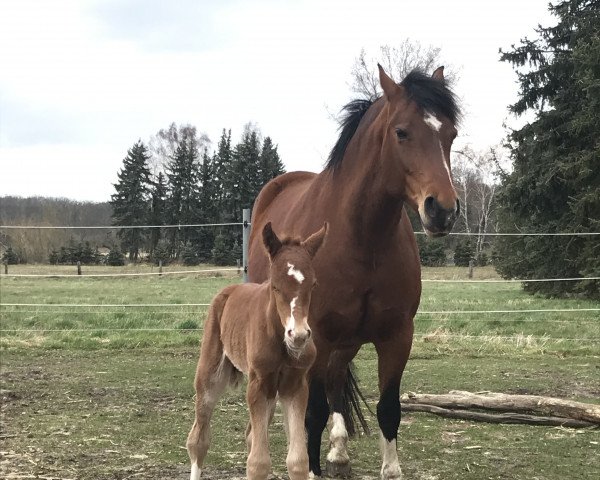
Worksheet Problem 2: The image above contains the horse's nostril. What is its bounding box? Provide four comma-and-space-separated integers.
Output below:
306, 329, 312, 339
424, 196, 438, 218
287, 329, 294, 338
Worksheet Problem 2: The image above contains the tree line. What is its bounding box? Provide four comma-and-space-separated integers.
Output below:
110, 123, 285, 265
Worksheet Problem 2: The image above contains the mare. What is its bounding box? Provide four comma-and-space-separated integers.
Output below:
247, 66, 461, 478
187, 222, 328, 480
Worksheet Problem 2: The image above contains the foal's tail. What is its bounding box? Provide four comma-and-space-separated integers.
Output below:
340, 362, 372, 436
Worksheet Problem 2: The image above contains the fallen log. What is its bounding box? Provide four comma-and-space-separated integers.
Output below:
401, 390, 600, 425
401, 403, 597, 428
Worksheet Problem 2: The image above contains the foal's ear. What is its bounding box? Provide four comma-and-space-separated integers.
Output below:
262, 222, 282, 260
432, 66, 445, 82
302, 222, 328, 259
378, 64, 402, 99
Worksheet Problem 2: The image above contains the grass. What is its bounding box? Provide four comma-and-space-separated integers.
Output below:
1, 265, 599, 479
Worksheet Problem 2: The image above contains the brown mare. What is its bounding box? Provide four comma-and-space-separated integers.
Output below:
187, 222, 328, 480
248, 66, 461, 478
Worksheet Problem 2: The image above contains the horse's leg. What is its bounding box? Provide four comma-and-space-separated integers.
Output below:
374, 327, 413, 480
325, 347, 361, 477
246, 396, 277, 453
246, 370, 277, 480
186, 353, 232, 480
305, 375, 329, 477
280, 372, 310, 480
187, 294, 232, 480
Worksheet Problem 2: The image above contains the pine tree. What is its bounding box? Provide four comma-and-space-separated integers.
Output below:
495, 0, 600, 298
165, 135, 202, 257
212, 129, 233, 221
110, 141, 152, 261
148, 172, 167, 260
259, 137, 286, 187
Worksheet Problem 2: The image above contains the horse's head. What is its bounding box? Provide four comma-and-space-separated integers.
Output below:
262, 222, 328, 356
377, 65, 460, 237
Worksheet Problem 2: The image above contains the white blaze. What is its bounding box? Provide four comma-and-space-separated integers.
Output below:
424, 111, 442, 132
439, 140, 452, 183
287, 262, 305, 284
286, 296, 298, 333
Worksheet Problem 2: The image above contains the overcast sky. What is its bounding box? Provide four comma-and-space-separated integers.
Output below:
0, 0, 554, 203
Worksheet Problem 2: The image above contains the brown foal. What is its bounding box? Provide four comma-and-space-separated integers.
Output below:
187, 222, 328, 480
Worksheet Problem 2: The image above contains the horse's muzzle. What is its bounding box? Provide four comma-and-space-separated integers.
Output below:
421, 197, 459, 236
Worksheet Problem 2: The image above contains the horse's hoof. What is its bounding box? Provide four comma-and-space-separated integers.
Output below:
325, 460, 351, 478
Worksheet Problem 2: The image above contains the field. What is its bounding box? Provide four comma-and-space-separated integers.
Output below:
1, 265, 599, 479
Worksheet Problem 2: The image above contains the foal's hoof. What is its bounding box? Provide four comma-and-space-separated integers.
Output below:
325, 460, 351, 478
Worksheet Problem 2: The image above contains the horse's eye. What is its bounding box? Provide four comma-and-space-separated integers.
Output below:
395, 128, 408, 141
272, 286, 280, 293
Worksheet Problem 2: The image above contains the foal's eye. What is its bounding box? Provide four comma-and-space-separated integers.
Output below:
395, 128, 409, 141
272, 286, 280, 293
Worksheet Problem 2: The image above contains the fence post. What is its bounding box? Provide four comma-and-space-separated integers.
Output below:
159, 260, 163, 276
3, 261, 7, 275
468, 259, 474, 279
77, 261, 82, 275
242, 208, 250, 283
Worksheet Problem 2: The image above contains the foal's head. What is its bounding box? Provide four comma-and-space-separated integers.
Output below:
377, 65, 461, 236
262, 222, 328, 356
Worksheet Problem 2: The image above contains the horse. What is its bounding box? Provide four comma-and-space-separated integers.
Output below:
187, 222, 328, 480
247, 65, 461, 478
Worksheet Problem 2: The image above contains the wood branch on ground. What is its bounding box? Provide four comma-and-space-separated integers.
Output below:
401, 390, 600, 425
401, 403, 597, 428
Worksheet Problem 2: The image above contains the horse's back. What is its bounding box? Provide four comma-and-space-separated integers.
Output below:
252, 171, 317, 223
249, 171, 317, 282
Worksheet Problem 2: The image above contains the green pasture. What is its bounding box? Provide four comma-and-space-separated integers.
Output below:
1, 265, 599, 479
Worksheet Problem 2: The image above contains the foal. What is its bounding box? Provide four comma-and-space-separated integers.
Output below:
187, 222, 328, 480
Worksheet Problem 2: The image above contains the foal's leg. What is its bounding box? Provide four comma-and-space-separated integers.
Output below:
374, 327, 413, 480
246, 370, 277, 480
280, 372, 310, 480
187, 296, 231, 480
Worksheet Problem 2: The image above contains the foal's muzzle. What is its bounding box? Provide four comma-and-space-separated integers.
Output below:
421, 197, 459, 236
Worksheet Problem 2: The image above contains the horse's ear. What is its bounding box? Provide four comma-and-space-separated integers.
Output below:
378, 64, 402, 99
262, 222, 282, 260
302, 222, 328, 259
432, 66, 445, 82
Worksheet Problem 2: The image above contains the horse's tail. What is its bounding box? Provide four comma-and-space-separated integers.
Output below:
340, 362, 372, 436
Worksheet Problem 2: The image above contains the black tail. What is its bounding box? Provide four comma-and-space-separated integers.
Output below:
340, 362, 373, 436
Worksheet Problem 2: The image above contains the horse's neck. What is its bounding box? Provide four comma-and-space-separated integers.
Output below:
324, 132, 405, 246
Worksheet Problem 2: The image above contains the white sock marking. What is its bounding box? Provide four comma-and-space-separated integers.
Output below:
424, 110, 442, 132
287, 262, 305, 284
190, 462, 201, 480
327, 412, 349, 463
379, 432, 402, 479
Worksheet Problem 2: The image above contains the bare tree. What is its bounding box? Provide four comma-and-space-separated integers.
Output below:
453, 146, 502, 259
147, 122, 211, 178
350, 41, 459, 99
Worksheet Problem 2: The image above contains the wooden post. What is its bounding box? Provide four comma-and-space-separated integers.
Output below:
236, 259, 241, 275
468, 259, 474, 279
159, 260, 163, 276
77, 261, 82, 275
3, 262, 7, 275
242, 208, 250, 283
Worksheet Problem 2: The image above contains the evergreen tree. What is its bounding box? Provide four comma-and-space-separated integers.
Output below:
212, 129, 233, 220
148, 172, 167, 259
417, 236, 447, 267
496, 0, 599, 297
110, 141, 152, 261
259, 137, 286, 186
165, 135, 202, 257
454, 239, 475, 267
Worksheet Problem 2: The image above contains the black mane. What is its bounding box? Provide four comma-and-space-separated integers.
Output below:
326, 69, 461, 170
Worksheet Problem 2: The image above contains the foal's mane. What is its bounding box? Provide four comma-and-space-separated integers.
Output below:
326, 70, 461, 170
